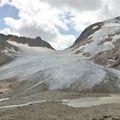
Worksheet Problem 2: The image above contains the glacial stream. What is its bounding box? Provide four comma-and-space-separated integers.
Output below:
63, 95, 120, 108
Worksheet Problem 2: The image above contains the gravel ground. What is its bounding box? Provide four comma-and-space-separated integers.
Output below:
0, 90, 120, 120
0, 80, 120, 120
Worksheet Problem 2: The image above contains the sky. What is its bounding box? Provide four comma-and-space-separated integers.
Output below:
0, 0, 120, 50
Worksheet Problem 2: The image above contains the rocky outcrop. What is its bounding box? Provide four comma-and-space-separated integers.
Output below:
92, 46, 120, 70
0, 34, 54, 49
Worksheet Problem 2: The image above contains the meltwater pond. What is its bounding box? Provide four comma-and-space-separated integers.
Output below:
63, 95, 120, 108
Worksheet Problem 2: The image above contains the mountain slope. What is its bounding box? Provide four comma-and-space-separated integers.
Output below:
0, 17, 120, 94
0, 34, 54, 66
72, 17, 120, 55
72, 17, 120, 69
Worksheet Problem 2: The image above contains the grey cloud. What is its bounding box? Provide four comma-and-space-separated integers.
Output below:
41, 0, 103, 11
98, 0, 120, 21
16, 24, 57, 42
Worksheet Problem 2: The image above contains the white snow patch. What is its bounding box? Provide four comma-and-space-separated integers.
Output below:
0, 98, 9, 102
103, 23, 120, 27
112, 34, 120, 42
92, 26, 98, 30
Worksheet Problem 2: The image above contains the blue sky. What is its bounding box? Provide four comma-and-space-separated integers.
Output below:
57, 12, 80, 37
0, 3, 19, 29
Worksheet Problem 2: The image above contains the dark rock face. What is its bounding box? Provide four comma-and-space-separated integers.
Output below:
0, 52, 13, 66
92, 46, 120, 70
8, 36, 54, 49
72, 22, 103, 47
0, 33, 54, 50
0, 34, 19, 52
0, 34, 9, 50
0, 34, 15, 66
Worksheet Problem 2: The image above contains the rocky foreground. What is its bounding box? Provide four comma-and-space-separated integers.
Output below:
0, 91, 120, 120
0, 80, 119, 120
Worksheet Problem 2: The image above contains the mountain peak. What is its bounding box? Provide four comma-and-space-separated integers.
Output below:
0, 33, 54, 49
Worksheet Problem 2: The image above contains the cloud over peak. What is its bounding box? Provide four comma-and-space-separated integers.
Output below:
0, 0, 120, 49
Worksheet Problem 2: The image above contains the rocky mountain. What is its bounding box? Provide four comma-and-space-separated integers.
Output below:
0, 34, 54, 66
72, 17, 120, 69
0, 17, 120, 95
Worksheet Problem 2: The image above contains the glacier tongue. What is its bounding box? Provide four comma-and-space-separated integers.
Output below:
0, 41, 107, 91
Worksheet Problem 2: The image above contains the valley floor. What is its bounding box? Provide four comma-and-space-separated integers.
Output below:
0, 90, 120, 120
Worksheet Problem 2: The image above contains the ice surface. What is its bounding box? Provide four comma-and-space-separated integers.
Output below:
0, 41, 106, 90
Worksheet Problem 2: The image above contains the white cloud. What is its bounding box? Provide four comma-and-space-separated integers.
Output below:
2, 0, 77, 49
0, 27, 19, 36
98, 0, 120, 20
1, 0, 120, 49
71, 11, 100, 32
51, 34, 76, 50
0, 0, 9, 7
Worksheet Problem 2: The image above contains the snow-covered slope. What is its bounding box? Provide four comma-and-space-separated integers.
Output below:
0, 17, 120, 93
0, 41, 105, 90
72, 17, 120, 57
